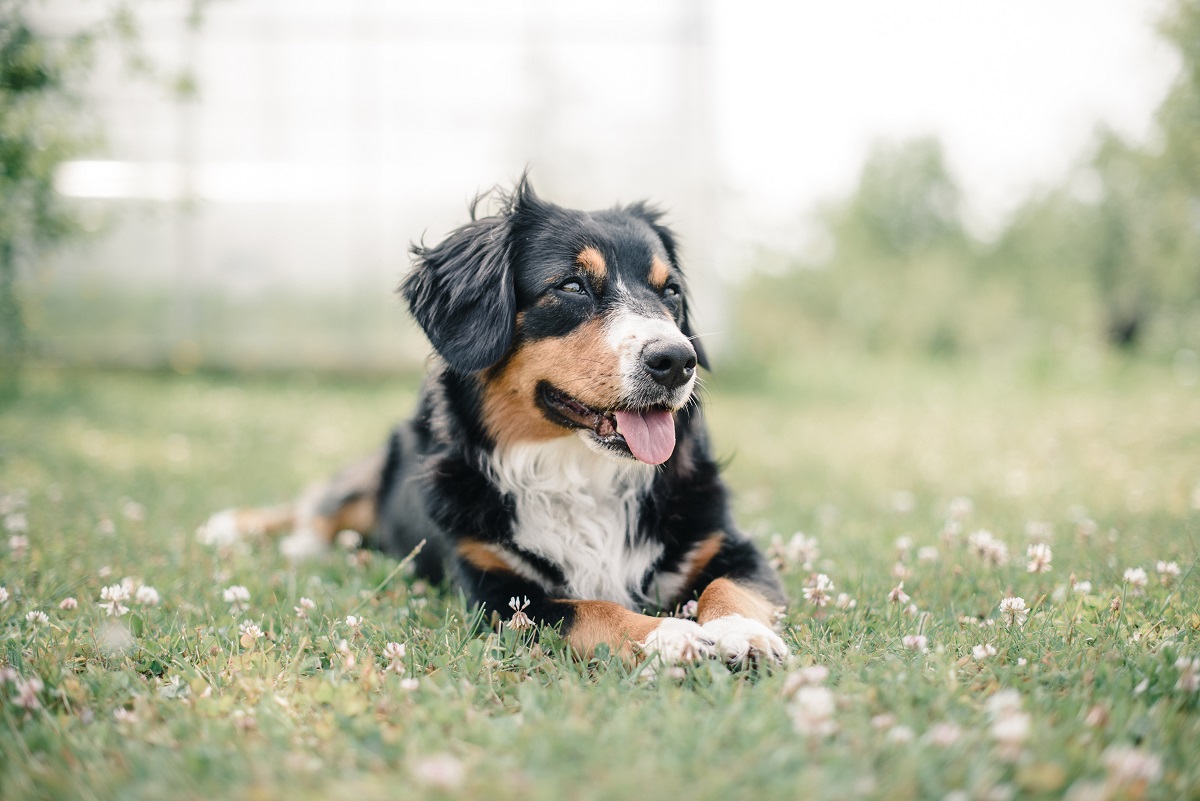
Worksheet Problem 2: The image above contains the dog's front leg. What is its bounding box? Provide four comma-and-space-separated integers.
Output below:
695, 578, 789, 665
457, 543, 713, 666
675, 533, 790, 665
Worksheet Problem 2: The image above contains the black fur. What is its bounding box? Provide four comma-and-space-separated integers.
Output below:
374, 179, 783, 635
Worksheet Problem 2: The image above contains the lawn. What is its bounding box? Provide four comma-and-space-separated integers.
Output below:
1, 354, 1197, 801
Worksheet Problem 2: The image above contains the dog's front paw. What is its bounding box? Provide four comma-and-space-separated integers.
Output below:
637, 618, 715, 667
701, 615, 789, 666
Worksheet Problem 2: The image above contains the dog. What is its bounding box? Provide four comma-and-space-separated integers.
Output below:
201, 178, 788, 666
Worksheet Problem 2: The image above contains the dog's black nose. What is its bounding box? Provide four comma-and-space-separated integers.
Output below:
642, 340, 698, 390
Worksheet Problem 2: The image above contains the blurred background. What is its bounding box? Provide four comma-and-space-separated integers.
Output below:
1, 0, 1197, 388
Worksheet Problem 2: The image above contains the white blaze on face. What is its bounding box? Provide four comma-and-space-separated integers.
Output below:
604, 308, 698, 410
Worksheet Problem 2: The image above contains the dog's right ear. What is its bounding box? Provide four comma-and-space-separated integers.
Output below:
403, 209, 516, 374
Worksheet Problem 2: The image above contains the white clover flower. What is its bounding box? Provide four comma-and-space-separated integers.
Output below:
789, 685, 837, 737
947, 496, 974, 520
973, 643, 998, 661
892, 562, 912, 580
1073, 580, 1093, 594
384, 641, 407, 662
59, 597, 77, 610
803, 574, 834, 607
399, 677, 419, 691
238, 621, 264, 648
0, 492, 24, 515
887, 582, 910, 605
507, 596, 534, 631
335, 639, 357, 669
999, 596, 1028, 628
294, 597, 315, 619
99, 584, 131, 617
412, 753, 465, 791
835, 593, 857, 610
894, 535, 914, 555
1103, 745, 1163, 786
1175, 656, 1199, 693
986, 689, 1028, 758
1026, 543, 1052, 574
1123, 566, 1148, 590
768, 532, 820, 572
0, 586, 8, 604
223, 585, 250, 613
25, 610, 49, 626
4, 513, 28, 534
902, 634, 928, 653
968, 530, 1011, 567
345, 614, 363, 629
926, 722, 962, 747
13, 676, 43, 710
917, 546, 939, 564
782, 665, 830, 698
990, 711, 1030, 756
1156, 561, 1180, 586
113, 707, 138, 724
135, 586, 160, 606
121, 500, 145, 521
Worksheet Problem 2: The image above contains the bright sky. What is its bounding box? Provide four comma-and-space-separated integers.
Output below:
709, 0, 1179, 237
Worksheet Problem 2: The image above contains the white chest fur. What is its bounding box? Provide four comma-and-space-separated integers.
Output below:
486, 435, 661, 609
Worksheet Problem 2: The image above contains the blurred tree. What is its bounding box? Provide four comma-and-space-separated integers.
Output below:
1080, 0, 1200, 348
824, 136, 967, 261
0, 2, 95, 400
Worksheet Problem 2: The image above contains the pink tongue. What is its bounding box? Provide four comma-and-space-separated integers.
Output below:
613, 410, 676, 465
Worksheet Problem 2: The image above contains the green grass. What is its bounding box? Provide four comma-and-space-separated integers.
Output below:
1, 356, 1197, 801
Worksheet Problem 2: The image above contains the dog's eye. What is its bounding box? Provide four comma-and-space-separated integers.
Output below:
557, 279, 586, 295
662, 283, 681, 299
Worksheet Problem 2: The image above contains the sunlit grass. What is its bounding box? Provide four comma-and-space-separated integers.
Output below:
1, 356, 1197, 801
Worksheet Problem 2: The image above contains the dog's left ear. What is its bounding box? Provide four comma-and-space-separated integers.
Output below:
626, 202, 710, 370
403, 207, 516, 374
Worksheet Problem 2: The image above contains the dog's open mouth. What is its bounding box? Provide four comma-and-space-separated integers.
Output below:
538, 383, 676, 465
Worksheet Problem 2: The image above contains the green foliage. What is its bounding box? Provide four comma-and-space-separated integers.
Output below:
737, 0, 1200, 366
0, 1, 96, 399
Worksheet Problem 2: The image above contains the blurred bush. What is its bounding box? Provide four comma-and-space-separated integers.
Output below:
731, 0, 1200, 376
0, 2, 96, 398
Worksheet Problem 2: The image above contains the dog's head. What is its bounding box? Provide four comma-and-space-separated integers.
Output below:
403, 178, 707, 465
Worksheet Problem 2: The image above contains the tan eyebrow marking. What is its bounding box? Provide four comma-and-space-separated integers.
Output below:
576, 247, 607, 281
649, 256, 670, 288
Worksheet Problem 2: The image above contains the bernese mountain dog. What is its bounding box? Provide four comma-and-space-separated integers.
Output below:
201, 178, 788, 667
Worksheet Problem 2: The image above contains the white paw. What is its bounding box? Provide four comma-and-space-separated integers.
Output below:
196, 509, 242, 546
701, 615, 789, 665
638, 618, 715, 667
280, 529, 328, 560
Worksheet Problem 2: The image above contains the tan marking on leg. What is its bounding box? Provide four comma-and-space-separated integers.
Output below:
695, 578, 780, 628
555, 600, 663, 660
228, 504, 295, 537
649, 256, 671, 289
481, 317, 624, 449
457, 540, 515, 574
324, 495, 376, 538
683, 533, 725, 590
576, 247, 607, 282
